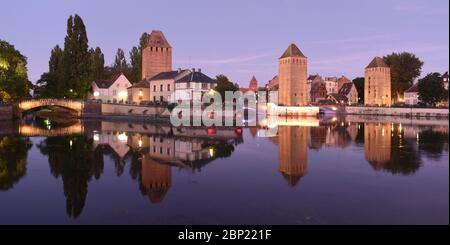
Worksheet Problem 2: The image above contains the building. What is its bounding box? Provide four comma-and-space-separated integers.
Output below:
239, 75, 258, 93
310, 79, 327, 103
443, 71, 449, 90
149, 68, 216, 103
278, 43, 308, 106
266, 75, 279, 104
307, 74, 321, 102
337, 75, 351, 90
364, 57, 391, 106
404, 82, 420, 106
142, 30, 172, 80
328, 82, 358, 105
324, 76, 338, 95
127, 80, 150, 104
90, 73, 132, 103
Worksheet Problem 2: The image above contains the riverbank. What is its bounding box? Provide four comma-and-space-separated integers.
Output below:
344, 106, 449, 118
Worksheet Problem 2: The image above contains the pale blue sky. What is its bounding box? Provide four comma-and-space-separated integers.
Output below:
1, 0, 448, 86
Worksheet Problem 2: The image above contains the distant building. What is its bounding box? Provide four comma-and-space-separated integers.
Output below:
127, 80, 150, 104
90, 73, 132, 103
404, 82, 420, 106
364, 57, 391, 106
307, 74, 322, 102
328, 82, 358, 105
278, 43, 308, 106
239, 75, 259, 93
142, 30, 172, 80
149, 68, 216, 103
310, 79, 327, 103
324, 76, 338, 95
443, 71, 449, 90
337, 75, 351, 90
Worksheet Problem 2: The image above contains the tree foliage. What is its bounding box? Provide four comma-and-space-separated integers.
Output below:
383, 52, 423, 102
213, 74, 239, 100
352, 77, 364, 103
418, 72, 446, 106
0, 39, 31, 101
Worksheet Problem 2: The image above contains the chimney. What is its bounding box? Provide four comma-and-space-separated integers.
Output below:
192, 68, 196, 72
198, 68, 201, 73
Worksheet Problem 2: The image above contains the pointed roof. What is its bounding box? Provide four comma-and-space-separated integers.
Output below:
146, 30, 171, 48
280, 43, 306, 59
366, 57, 389, 69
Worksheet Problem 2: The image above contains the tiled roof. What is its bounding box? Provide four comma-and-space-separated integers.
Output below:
149, 70, 188, 80
308, 74, 320, 81
280, 43, 306, 59
129, 80, 150, 88
94, 73, 122, 88
146, 30, 171, 48
176, 70, 216, 84
338, 82, 354, 96
366, 57, 389, 69
405, 82, 419, 93
442, 71, 448, 79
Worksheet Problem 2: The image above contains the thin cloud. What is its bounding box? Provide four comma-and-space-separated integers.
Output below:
309, 34, 393, 45
176, 53, 276, 65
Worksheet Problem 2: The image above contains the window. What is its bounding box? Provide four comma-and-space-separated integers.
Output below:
160, 96, 163, 101
153, 85, 156, 92
160, 147, 163, 154
167, 148, 171, 155
113, 90, 117, 96
160, 84, 163, 91
167, 84, 171, 91
153, 96, 156, 101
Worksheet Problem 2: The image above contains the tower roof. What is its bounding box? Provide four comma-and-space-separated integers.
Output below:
146, 30, 171, 48
366, 57, 389, 69
280, 43, 306, 59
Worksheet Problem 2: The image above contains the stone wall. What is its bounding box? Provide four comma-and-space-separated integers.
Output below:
101, 103, 169, 117
345, 106, 449, 117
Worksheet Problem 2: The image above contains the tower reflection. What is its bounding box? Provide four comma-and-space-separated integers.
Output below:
364, 123, 391, 170
277, 126, 308, 187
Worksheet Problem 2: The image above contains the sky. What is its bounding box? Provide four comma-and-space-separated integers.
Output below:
1, 0, 449, 87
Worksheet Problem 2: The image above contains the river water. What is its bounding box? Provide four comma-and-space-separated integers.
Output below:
0, 116, 448, 224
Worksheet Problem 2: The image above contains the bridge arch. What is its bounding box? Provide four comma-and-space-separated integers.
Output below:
18, 99, 84, 116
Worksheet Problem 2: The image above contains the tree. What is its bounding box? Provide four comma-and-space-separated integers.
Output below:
128, 32, 149, 83
0, 39, 31, 100
418, 72, 446, 106
383, 52, 423, 102
352, 77, 364, 103
113, 48, 128, 73
213, 74, 239, 100
128, 46, 140, 83
89, 47, 105, 81
62, 14, 91, 98
37, 45, 64, 98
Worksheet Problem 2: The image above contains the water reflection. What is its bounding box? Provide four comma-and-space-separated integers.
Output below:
0, 116, 448, 221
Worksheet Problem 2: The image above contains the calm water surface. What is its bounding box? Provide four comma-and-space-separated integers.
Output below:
0, 116, 448, 224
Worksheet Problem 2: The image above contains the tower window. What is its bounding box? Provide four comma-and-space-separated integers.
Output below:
167, 84, 171, 91
153, 85, 156, 92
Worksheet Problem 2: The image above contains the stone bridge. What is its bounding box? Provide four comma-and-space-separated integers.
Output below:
17, 99, 84, 116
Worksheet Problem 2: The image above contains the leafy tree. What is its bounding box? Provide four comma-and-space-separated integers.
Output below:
352, 77, 364, 103
128, 32, 149, 83
37, 45, 64, 98
113, 48, 128, 74
0, 39, 31, 100
89, 47, 105, 81
128, 46, 140, 83
62, 14, 91, 98
383, 52, 423, 102
213, 74, 239, 100
418, 72, 446, 106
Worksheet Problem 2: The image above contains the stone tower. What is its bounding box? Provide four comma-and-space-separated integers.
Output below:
142, 30, 172, 80
278, 43, 308, 106
364, 57, 391, 106
249, 75, 258, 91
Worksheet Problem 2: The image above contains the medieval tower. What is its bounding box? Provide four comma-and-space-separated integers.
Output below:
364, 57, 391, 106
142, 30, 172, 80
278, 43, 308, 106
